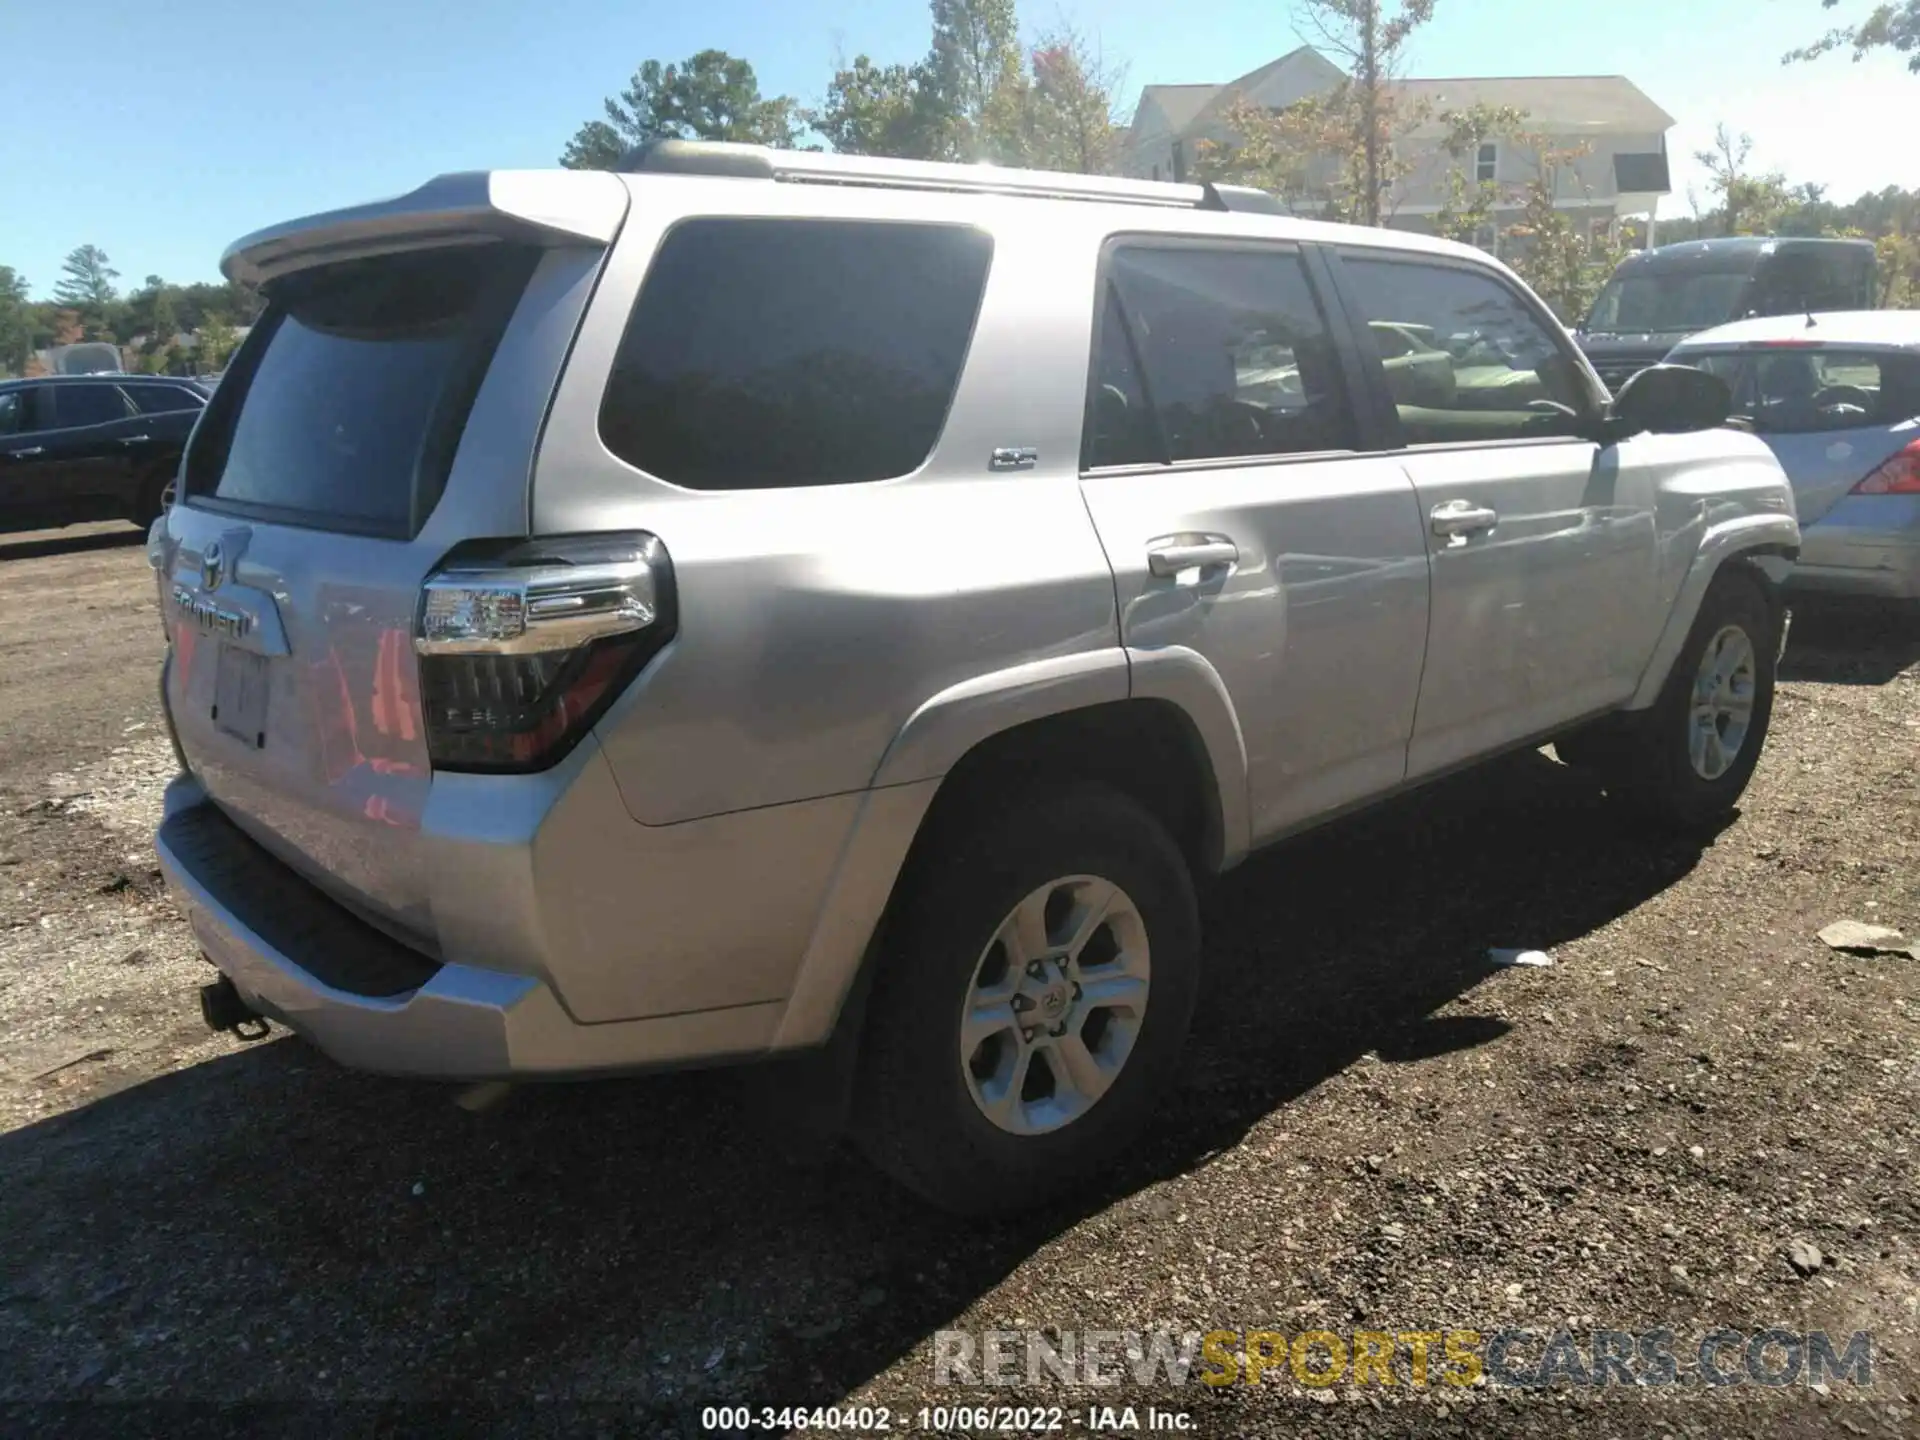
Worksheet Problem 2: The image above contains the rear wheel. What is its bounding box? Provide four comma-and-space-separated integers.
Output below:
853, 784, 1200, 1215
134, 467, 177, 528
1564, 569, 1779, 830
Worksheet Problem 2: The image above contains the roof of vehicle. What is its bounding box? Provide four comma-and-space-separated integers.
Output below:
0, 373, 207, 393
1670, 310, 1920, 351
1616, 236, 1877, 271
223, 142, 1504, 288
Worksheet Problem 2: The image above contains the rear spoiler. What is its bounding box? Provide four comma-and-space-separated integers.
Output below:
220, 170, 631, 287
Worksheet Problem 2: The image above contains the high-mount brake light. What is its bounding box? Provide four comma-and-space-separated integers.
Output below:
414, 532, 676, 772
1851, 439, 1920, 496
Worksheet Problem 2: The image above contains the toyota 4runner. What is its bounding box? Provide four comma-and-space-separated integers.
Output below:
150, 142, 1800, 1215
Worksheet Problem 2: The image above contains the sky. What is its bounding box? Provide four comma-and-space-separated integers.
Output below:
2, 0, 1916, 298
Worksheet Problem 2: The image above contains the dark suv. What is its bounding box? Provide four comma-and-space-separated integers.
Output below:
0, 374, 208, 535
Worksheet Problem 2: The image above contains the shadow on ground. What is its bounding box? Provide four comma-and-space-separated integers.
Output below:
0, 525, 146, 564
1779, 595, 1920, 686
1, 752, 1713, 1426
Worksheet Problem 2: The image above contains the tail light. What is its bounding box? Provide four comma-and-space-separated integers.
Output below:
414, 532, 676, 772
1851, 440, 1920, 496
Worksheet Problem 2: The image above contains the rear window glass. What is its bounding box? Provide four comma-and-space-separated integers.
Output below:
124, 383, 203, 415
52, 385, 130, 429
599, 219, 992, 489
1678, 348, 1920, 433
186, 243, 537, 535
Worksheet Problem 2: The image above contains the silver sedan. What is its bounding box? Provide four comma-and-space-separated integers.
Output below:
1668, 311, 1920, 602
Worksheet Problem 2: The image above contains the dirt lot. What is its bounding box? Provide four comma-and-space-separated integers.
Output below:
2, 521, 1916, 1438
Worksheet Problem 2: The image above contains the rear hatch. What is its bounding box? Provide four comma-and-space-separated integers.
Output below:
157, 172, 627, 945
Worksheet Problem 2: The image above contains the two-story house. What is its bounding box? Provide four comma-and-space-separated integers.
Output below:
1122, 46, 1674, 255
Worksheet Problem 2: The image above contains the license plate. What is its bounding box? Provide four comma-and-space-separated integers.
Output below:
213, 644, 271, 749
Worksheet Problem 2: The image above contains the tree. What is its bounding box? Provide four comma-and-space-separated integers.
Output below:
1196, 1, 1434, 224
1195, 94, 1345, 214
1296, 0, 1436, 225
987, 27, 1127, 173
924, 0, 1022, 159
53, 245, 120, 311
809, 53, 946, 158
0, 267, 31, 377
1785, 1, 1920, 72
196, 316, 238, 372
560, 50, 801, 169
1429, 103, 1528, 247
1695, 124, 1792, 237
1503, 134, 1628, 322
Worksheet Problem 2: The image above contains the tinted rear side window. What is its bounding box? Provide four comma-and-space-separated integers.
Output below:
186, 243, 538, 536
52, 385, 130, 429
599, 219, 992, 489
124, 383, 203, 415
1100, 244, 1354, 463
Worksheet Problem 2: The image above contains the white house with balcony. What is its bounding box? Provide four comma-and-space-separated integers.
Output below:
1122, 47, 1674, 253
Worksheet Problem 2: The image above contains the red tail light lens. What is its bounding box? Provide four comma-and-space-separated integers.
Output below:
414, 533, 675, 772
1851, 440, 1920, 496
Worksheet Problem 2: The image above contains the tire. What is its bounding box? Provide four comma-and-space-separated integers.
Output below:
1592, 568, 1780, 831
852, 783, 1200, 1216
133, 466, 176, 529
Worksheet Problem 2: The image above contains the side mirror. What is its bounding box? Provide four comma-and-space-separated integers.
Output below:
1606, 363, 1731, 439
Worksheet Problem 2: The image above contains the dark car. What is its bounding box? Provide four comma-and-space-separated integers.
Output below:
1576, 237, 1878, 393
0, 374, 208, 535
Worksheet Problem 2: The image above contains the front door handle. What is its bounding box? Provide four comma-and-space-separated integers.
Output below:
1147, 534, 1239, 578
7, 446, 45, 459
1430, 500, 1499, 538
119, 434, 152, 445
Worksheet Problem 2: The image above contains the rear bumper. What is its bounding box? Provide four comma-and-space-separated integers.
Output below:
1787, 502, 1920, 601
155, 775, 782, 1079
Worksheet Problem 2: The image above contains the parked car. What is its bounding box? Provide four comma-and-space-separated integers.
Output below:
1666, 310, 1919, 603
1, 374, 207, 534
1577, 237, 1878, 394
149, 143, 1798, 1215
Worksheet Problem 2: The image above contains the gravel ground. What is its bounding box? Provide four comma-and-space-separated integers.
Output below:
1, 522, 1916, 1439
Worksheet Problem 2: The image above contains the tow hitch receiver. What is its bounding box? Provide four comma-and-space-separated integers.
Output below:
200, 975, 270, 1040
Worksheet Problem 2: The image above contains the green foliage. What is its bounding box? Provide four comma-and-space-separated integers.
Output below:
809, 5, 1124, 173
808, 55, 946, 158
1430, 103, 1528, 246
1501, 133, 1629, 321
0, 266, 31, 376
986, 28, 1126, 173
1294, 0, 1437, 226
1785, 1, 1920, 72
195, 315, 239, 372
1693, 125, 1795, 237
1197, 0, 1435, 225
52, 244, 119, 312
561, 50, 802, 169
924, 0, 1023, 160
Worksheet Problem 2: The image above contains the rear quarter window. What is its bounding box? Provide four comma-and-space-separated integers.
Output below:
598, 218, 993, 490
124, 383, 204, 415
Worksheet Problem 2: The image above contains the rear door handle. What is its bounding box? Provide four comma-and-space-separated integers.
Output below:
119, 434, 152, 445
7, 446, 44, 459
1147, 534, 1239, 577
1430, 500, 1499, 538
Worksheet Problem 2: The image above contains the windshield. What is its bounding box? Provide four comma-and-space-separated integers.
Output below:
1585, 269, 1755, 334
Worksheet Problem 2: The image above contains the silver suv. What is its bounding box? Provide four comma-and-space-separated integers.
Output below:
151, 143, 1800, 1214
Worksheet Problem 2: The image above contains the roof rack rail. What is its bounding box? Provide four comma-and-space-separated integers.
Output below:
617, 139, 1283, 215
